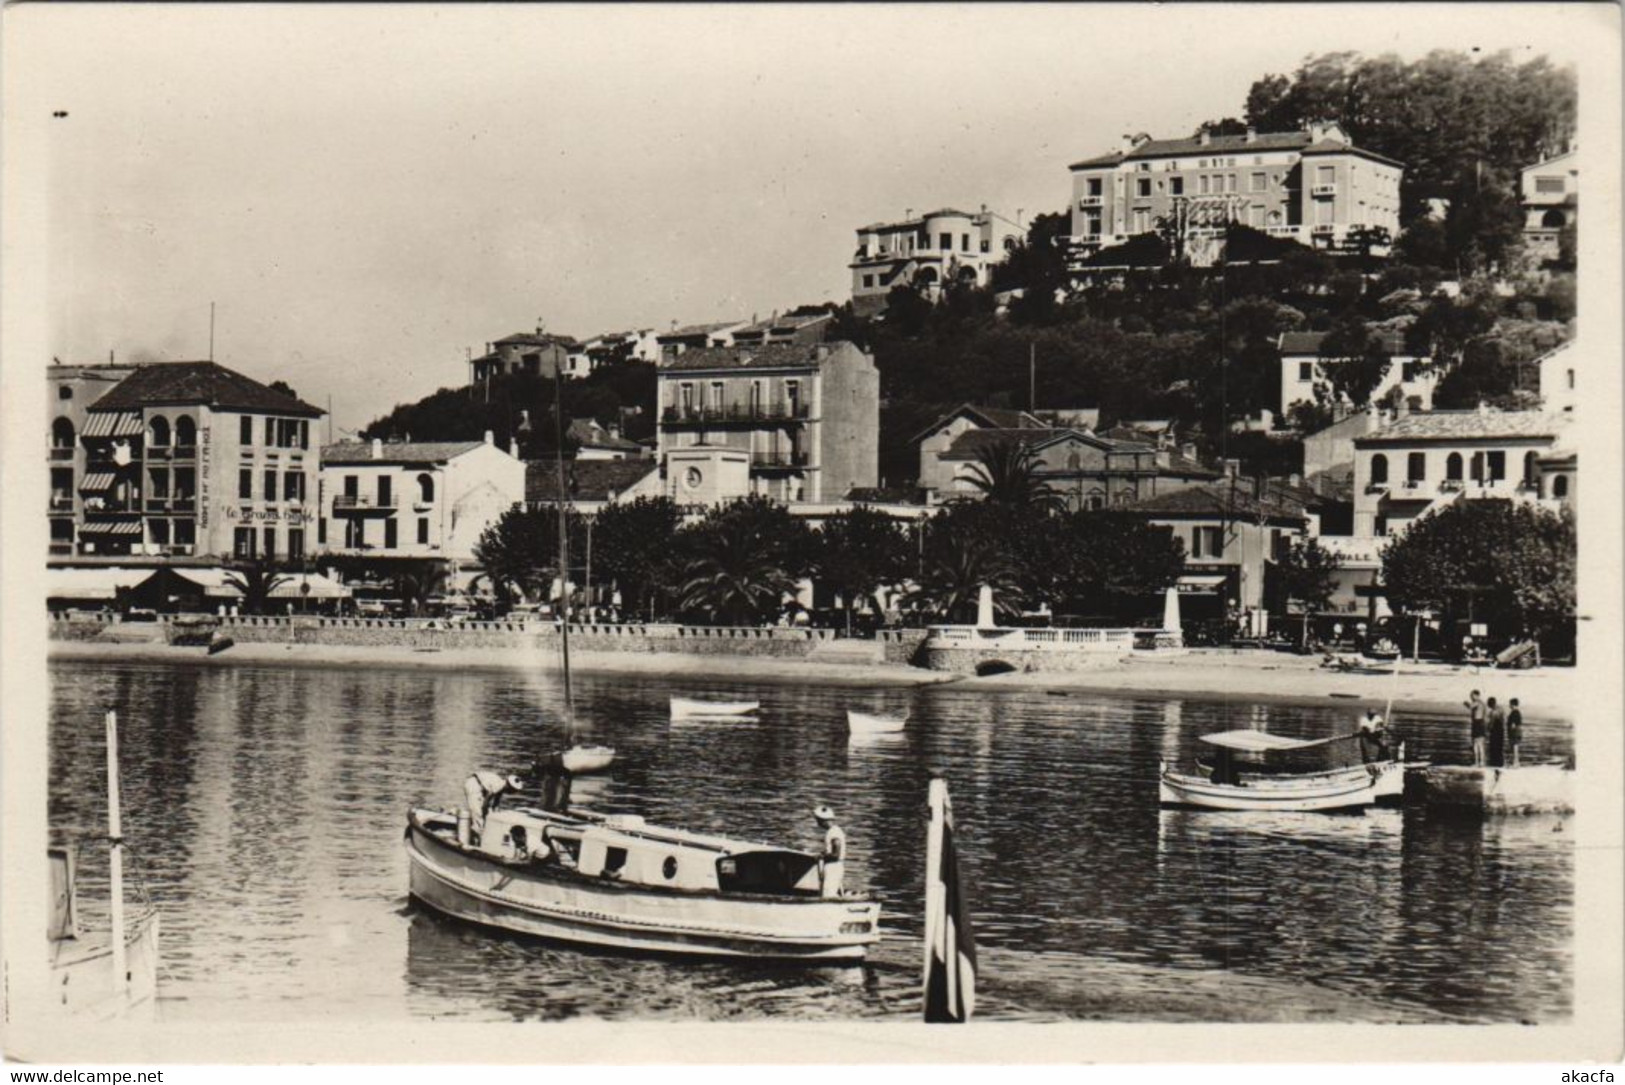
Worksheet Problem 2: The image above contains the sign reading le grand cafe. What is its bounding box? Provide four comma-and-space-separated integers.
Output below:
228, 506, 316, 523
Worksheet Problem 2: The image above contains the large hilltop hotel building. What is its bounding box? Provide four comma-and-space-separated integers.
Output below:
1066, 123, 1403, 265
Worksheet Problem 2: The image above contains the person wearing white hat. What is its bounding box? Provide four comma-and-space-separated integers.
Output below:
464, 770, 525, 842
813, 805, 845, 899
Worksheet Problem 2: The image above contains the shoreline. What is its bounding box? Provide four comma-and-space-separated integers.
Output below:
47, 638, 1576, 718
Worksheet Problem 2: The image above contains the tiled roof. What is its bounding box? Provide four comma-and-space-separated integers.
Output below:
1357, 410, 1571, 444
1160, 452, 1222, 478
1071, 129, 1400, 170
321, 440, 485, 464
567, 419, 642, 452
1126, 482, 1307, 522
909, 403, 1047, 445
941, 428, 1077, 460
493, 332, 575, 348
659, 321, 746, 341
526, 459, 656, 502
91, 361, 324, 417
659, 342, 852, 372
1279, 330, 1410, 356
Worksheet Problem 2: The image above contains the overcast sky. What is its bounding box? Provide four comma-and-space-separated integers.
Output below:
19, 4, 1590, 434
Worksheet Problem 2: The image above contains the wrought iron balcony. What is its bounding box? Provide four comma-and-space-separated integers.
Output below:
147, 447, 172, 461
332, 494, 397, 513
662, 403, 810, 425
172, 445, 197, 460
49, 447, 75, 461
49, 495, 74, 512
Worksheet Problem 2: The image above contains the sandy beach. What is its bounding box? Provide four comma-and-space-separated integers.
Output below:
47, 637, 1576, 718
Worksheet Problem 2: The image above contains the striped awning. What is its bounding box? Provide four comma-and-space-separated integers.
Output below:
81, 519, 143, 535
79, 473, 115, 491
82, 412, 144, 438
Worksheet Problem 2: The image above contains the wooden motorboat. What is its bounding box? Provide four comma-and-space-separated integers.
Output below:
405, 804, 880, 960
1159, 729, 1404, 813
560, 744, 616, 774
49, 711, 161, 1019
670, 696, 760, 720
847, 710, 906, 735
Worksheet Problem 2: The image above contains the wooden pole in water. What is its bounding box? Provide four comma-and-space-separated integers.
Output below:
106, 711, 127, 995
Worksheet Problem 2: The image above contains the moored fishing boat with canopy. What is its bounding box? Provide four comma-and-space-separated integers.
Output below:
1159, 729, 1406, 812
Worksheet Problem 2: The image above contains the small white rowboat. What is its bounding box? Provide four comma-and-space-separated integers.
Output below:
561, 744, 616, 774
847, 710, 906, 735
670, 697, 760, 720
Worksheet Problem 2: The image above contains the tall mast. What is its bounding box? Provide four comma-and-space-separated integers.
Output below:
551, 367, 576, 734
106, 711, 128, 995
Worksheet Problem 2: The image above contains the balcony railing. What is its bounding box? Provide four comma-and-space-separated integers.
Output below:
1311, 223, 1336, 235
162, 544, 196, 556
147, 447, 172, 461
1364, 483, 1389, 495
173, 445, 197, 460
1264, 225, 1301, 237
1311, 183, 1337, 197
1401, 478, 1426, 491
750, 450, 809, 468
49, 496, 74, 512
49, 543, 73, 556
663, 403, 811, 425
145, 496, 173, 512
49, 447, 75, 461
1439, 479, 1465, 492
333, 494, 397, 511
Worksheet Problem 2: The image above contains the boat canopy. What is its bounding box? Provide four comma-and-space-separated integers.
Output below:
1198, 730, 1343, 753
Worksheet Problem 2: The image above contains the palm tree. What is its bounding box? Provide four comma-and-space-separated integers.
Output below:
678, 520, 796, 626
394, 559, 454, 616
963, 439, 1063, 511
224, 559, 293, 615
908, 535, 1024, 624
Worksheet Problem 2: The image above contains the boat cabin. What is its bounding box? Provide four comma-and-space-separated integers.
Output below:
477, 809, 823, 896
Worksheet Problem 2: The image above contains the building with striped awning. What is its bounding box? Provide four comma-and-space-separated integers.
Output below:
50, 359, 324, 563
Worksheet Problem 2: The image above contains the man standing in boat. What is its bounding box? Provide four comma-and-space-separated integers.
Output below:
814, 806, 845, 898
464, 770, 524, 840
1357, 708, 1388, 763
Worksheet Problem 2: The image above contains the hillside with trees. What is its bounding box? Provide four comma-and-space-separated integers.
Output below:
363, 49, 1576, 488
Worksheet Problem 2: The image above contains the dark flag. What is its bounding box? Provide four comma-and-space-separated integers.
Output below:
922, 776, 976, 1022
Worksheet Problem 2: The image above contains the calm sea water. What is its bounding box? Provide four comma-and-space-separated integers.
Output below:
48, 658, 1573, 1024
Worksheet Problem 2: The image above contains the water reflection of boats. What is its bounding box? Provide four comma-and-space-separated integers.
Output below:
405, 804, 881, 961
671, 697, 760, 720
1160, 730, 1405, 812
49, 712, 161, 1020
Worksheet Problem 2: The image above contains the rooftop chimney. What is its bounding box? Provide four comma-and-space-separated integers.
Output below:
370, 438, 383, 460
509, 438, 520, 458
1222, 458, 1241, 478
484, 430, 494, 446
1198, 129, 1212, 146
1245, 126, 1257, 144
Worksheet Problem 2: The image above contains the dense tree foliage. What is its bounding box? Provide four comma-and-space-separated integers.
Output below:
1381, 500, 1575, 644
812, 506, 914, 632
473, 506, 583, 603
1276, 537, 1344, 614
588, 497, 683, 620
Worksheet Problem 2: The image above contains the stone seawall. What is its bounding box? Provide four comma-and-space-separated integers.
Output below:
49, 613, 933, 665
920, 646, 1130, 675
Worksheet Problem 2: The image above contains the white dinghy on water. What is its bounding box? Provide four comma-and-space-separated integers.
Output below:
670, 696, 761, 720
847, 710, 907, 736
1159, 730, 1404, 813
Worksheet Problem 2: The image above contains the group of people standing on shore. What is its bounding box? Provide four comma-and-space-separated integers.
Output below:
1464, 690, 1523, 768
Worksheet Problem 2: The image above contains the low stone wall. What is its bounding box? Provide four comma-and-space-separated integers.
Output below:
879, 629, 930, 666
48, 612, 881, 662
919, 645, 1130, 675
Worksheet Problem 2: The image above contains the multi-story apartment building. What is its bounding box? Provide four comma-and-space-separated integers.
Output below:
563, 329, 662, 379
849, 207, 1023, 315
1278, 330, 1436, 419
1520, 149, 1577, 264
729, 310, 833, 348
656, 341, 878, 505
55, 361, 325, 562
1351, 409, 1573, 536
1066, 123, 1403, 265
48, 362, 140, 557
469, 326, 577, 383
317, 434, 526, 563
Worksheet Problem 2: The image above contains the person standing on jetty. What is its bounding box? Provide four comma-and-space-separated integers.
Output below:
1465, 690, 1487, 766
1507, 699, 1524, 767
1486, 697, 1509, 767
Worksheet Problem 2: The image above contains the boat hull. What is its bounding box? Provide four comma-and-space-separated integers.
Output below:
670, 698, 759, 719
847, 710, 905, 735
1159, 766, 1382, 812
49, 909, 160, 1020
405, 821, 878, 961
